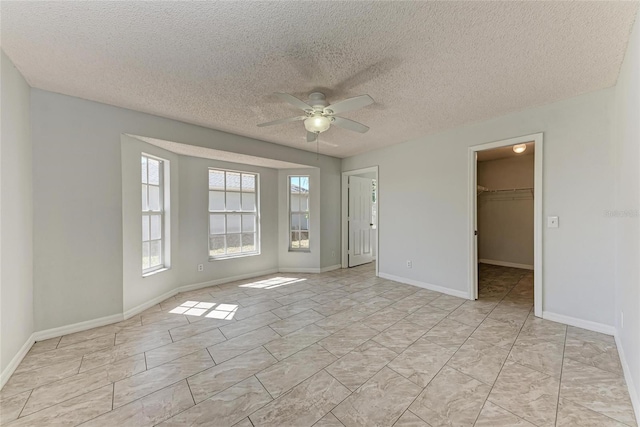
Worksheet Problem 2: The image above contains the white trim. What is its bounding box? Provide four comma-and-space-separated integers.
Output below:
379, 272, 469, 299
479, 259, 534, 270
1, 333, 36, 389
320, 264, 341, 273
177, 269, 279, 294
34, 313, 125, 341
341, 166, 379, 277
123, 289, 178, 320
468, 133, 543, 317
542, 311, 615, 335
279, 265, 341, 273
615, 333, 640, 422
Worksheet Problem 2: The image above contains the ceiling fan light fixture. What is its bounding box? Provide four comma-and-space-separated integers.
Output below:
513, 144, 527, 154
304, 114, 331, 133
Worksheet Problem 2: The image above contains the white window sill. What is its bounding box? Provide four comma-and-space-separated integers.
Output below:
288, 249, 311, 253
142, 267, 170, 278
209, 252, 261, 261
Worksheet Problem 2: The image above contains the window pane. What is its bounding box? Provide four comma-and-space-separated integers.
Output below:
142, 185, 148, 211
291, 213, 301, 230
300, 176, 309, 193
241, 233, 255, 252
242, 214, 255, 232
210, 214, 225, 235
150, 214, 162, 240
227, 192, 241, 211
209, 235, 225, 256
226, 172, 241, 192
300, 213, 309, 231
227, 214, 241, 233
241, 193, 255, 211
300, 231, 309, 249
209, 170, 225, 190
148, 159, 160, 185
141, 157, 148, 184
149, 186, 160, 211
150, 240, 162, 267
142, 242, 150, 269
227, 234, 241, 253
142, 215, 150, 241
209, 191, 225, 211
242, 174, 255, 192
300, 195, 309, 212
290, 176, 300, 193
290, 231, 300, 248
291, 194, 300, 212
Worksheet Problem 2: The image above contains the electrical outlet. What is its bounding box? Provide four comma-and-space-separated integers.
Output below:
197, 264, 204, 272
547, 216, 559, 228
407, 260, 412, 268
621, 311, 624, 328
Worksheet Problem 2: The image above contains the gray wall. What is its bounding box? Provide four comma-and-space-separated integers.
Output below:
478, 154, 534, 267
613, 8, 640, 416
1, 52, 34, 375
343, 88, 616, 326
31, 89, 341, 330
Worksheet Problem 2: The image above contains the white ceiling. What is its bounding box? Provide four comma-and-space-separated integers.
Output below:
2, 2, 637, 158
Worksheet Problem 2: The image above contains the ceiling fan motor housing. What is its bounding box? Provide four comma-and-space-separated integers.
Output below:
308, 92, 329, 111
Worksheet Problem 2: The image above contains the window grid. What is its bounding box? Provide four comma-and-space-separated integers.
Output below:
289, 176, 310, 250
208, 169, 259, 258
142, 155, 165, 273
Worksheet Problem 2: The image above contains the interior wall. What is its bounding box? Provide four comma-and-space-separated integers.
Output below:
343, 88, 616, 326
30, 89, 342, 331
278, 168, 321, 271
613, 9, 640, 416
478, 154, 534, 267
0, 52, 34, 375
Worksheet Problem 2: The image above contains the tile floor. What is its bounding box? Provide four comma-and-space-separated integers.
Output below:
0, 264, 636, 426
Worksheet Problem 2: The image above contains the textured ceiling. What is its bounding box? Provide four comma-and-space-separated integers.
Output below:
1, 2, 637, 158
129, 135, 311, 170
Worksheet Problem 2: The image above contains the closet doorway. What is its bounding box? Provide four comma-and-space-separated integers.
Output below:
468, 133, 543, 317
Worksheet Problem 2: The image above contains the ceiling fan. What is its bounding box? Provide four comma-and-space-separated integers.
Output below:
258, 92, 374, 142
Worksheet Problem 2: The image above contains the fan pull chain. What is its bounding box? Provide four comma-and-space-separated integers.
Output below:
316, 133, 320, 160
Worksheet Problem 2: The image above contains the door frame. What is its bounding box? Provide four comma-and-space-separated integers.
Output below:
341, 166, 379, 277
468, 133, 543, 317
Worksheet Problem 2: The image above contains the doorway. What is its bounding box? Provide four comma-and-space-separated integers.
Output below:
468, 133, 543, 317
341, 166, 379, 275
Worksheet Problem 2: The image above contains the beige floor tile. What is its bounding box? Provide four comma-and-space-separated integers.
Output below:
220, 312, 280, 339
409, 366, 490, 427
446, 302, 492, 327
471, 318, 521, 349
333, 367, 422, 427
80, 331, 172, 372
208, 326, 279, 364
325, 341, 398, 391
318, 323, 378, 358
423, 318, 475, 350
6, 384, 113, 427
188, 346, 277, 403
487, 304, 530, 328
405, 306, 449, 329
159, 376, 272, 427
271, 300, 320, 319
393, 411, 430, 426
556, 398, 628, 427
560, 358, 636, 425
264, 324, 330, 360
372, 320, 426, 353
314, 310, 368, 334
447, 337, 509, 385
83, 380, 194, 427
0, 390, 31, 425
276, 290, 318, 306
474, 401, 536, 427
427, 295, 465, 312
315, 412, 345, 426
256, 344, 336, 398
168, 317, 235, 342
566, 326, 615, 345
564, 336, 622, 375
21, 353, 146, 416
488, 361, 559, 427
508, 335, 564, 377
361, 306, 407, 332
518, 314, 566, 343
249, 370, 350, 427
145, 328, 226, 368
1, 358, 81, 397
232, 418, 254, 427
235, 300, 282, 320
269, 309, 325, 336
388, 338, 456, 387
27, 337, 61, 355
389, 295, 432, 314
113, 349, 213, 407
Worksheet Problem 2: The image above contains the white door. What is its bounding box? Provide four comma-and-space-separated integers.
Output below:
348, 176, 374, 267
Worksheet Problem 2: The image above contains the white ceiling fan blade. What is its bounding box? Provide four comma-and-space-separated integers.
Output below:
324, 94, 374, 115
275, 93, 313, 111
332, 116, 370, 133
307, 131, 318, 143
257, 116, 306, 127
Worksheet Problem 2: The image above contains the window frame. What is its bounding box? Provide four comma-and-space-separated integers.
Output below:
141, 153, 169, 275
288, 175, 310, 252
208, 167, 261, 260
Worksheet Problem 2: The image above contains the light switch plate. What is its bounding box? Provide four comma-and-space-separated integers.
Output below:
547, 216, 559, 228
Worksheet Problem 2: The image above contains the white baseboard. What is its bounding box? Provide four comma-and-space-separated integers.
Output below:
177, 268, 279, 293
320, 264, 341, 273
542, 311, 615, 335
378, 272, 470, 299
1, 333, 36, 389
279, 267, 322, 273
615, 333, 640, 423
34, 313, 125, 341
479, 259, 534, 270
123, 289, 179, 320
